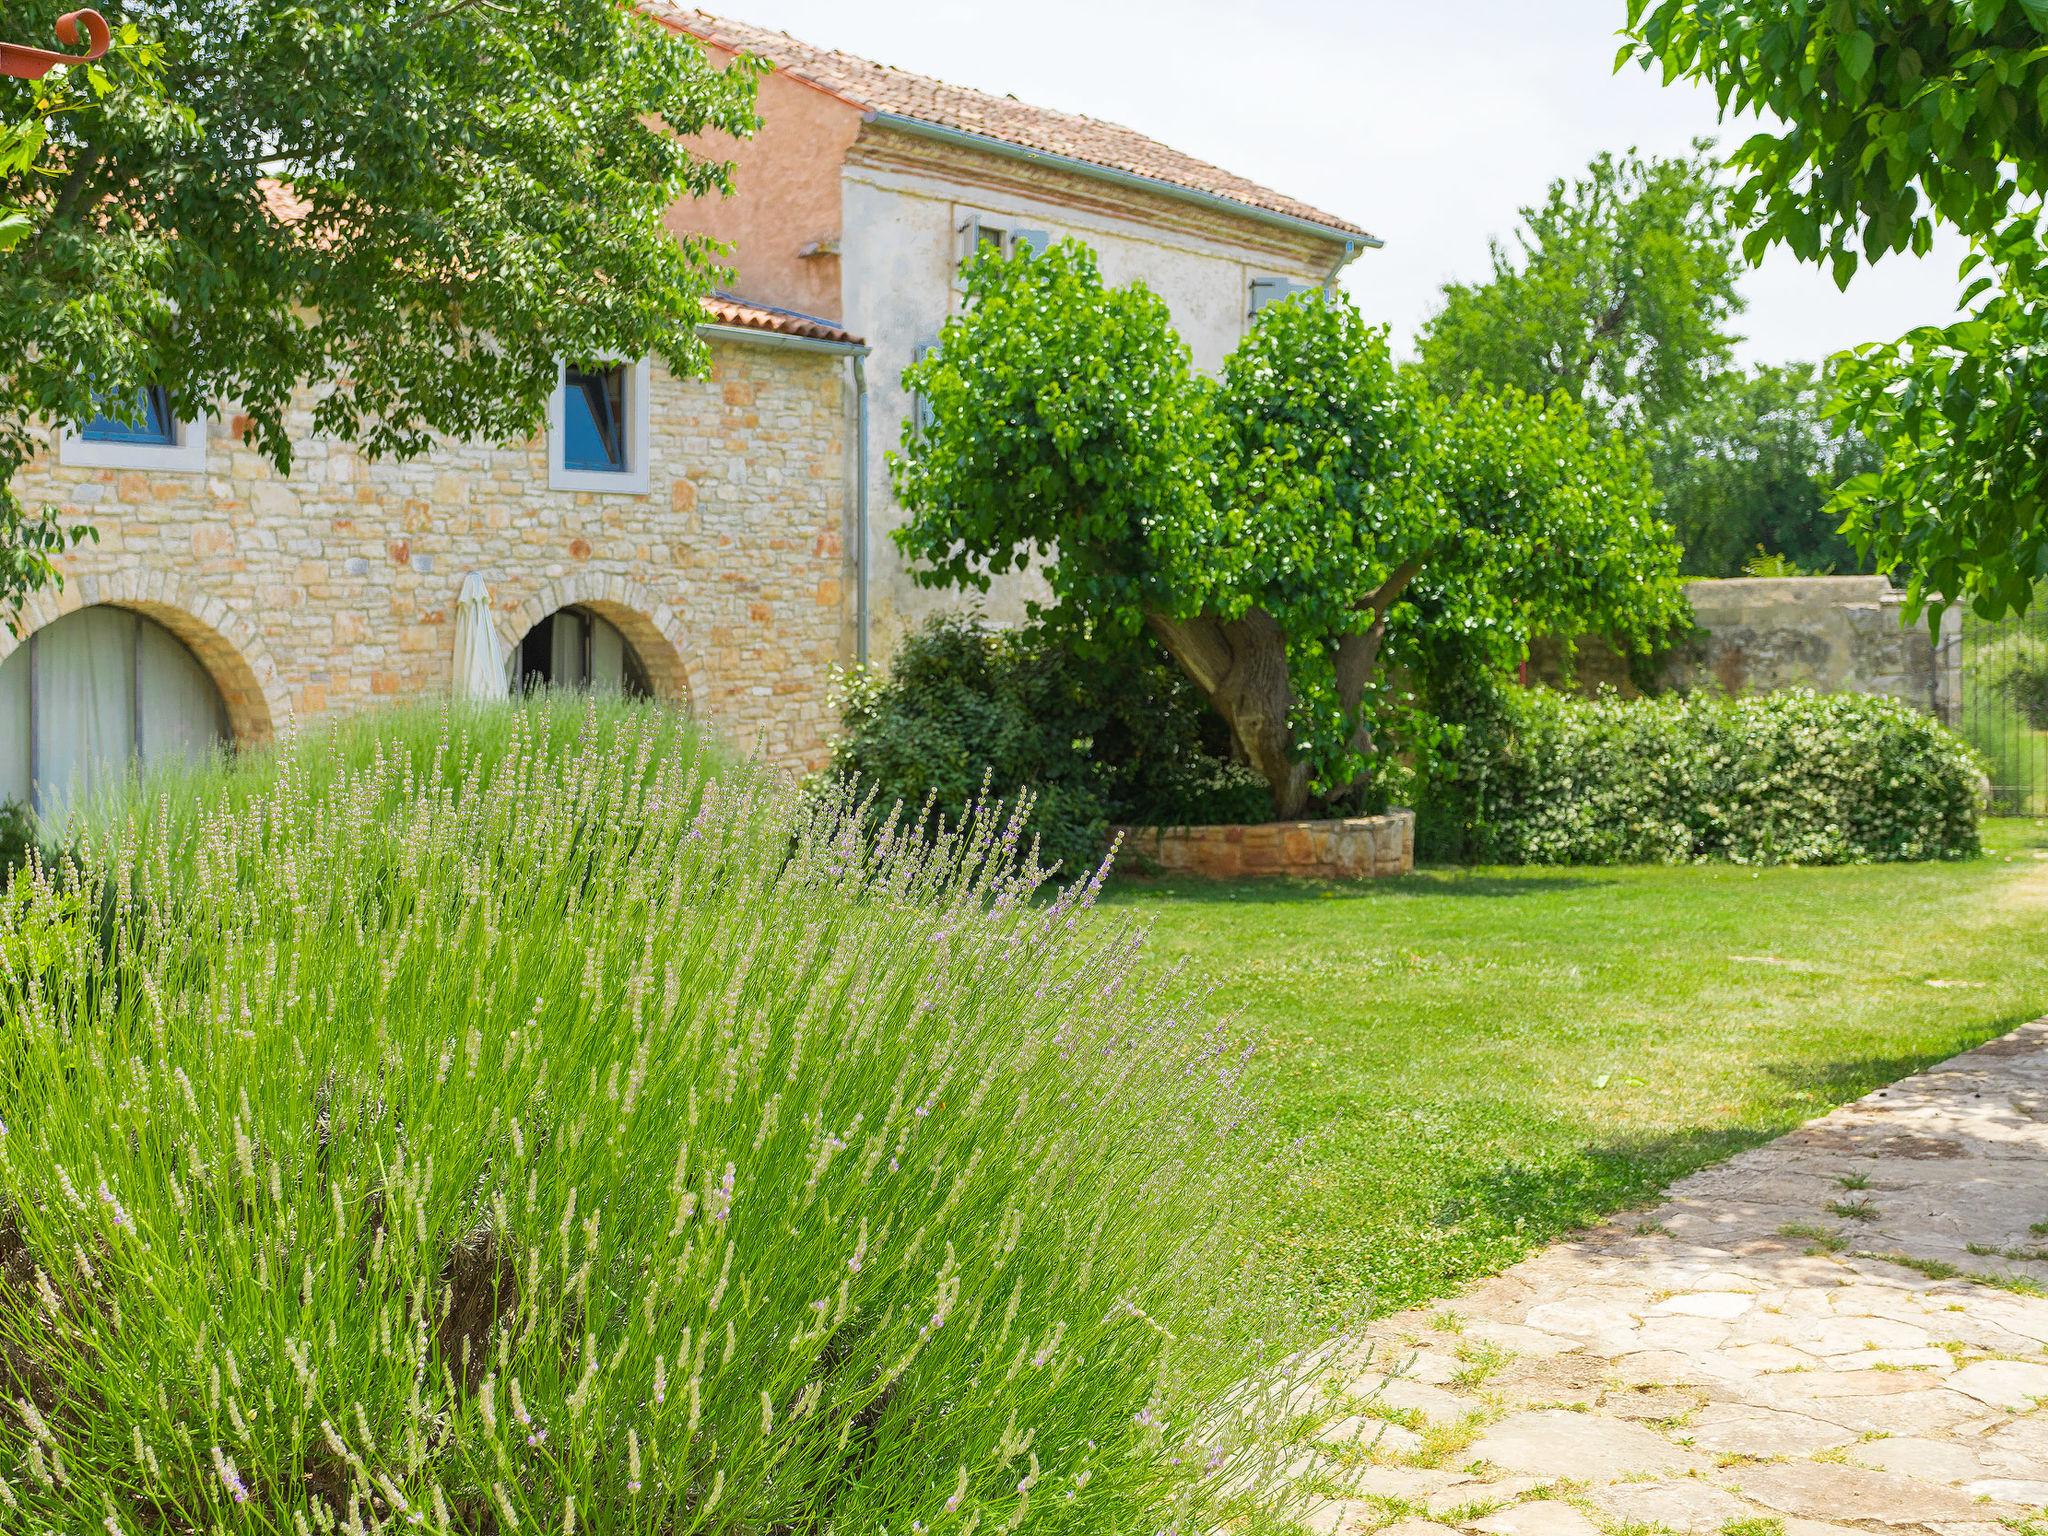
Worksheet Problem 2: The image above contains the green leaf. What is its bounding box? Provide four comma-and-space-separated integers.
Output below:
1836, 29, 1875, 87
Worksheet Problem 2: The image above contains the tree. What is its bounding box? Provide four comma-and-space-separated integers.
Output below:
1624, 0, 2048, 622
1652, 362, 1878, 576
2, 0, 760, 625
1412, 145, 1744, 438
0, 13, 168, 620
890, 242, 1686, 820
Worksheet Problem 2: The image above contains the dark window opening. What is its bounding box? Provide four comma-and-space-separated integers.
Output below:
510, 606, 651, 698
562, 365, 628, 473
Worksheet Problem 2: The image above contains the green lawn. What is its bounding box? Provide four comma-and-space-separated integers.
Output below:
1104, 818, 2048, 1330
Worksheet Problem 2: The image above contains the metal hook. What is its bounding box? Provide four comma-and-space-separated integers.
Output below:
1, 10, 112, 82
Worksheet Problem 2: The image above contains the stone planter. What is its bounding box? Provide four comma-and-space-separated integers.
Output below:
1116, 810, 1414, 881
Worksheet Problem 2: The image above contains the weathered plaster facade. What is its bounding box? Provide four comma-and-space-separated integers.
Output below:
6, 338, 856, 769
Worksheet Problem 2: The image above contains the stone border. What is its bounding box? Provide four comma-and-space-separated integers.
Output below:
1117, 811, 1413, 880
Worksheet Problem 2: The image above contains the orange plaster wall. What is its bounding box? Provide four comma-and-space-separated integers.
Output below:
669, 41, 862, 322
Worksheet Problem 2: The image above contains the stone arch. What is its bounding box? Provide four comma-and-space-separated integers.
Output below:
500, 572, 693, 707
0, 571, 287, 746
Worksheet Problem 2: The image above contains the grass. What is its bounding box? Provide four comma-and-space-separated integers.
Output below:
1104, 819, 2048, 1326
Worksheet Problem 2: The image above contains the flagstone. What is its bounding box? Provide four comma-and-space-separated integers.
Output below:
1274, 1022, 2048, 1535
1465, 1500, 1601, 1536
1848, 1434, 2001, 1483
1587, 1478, 1756, 1531
1731, 1460, 2008, 1523
1680, 1400, 1859, 1456
1463, 1408, 1707, 1481
1947, 1357, 2048, 1409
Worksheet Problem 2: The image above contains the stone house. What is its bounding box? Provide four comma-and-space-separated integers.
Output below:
656, 6, 1376, 659
1, 9, 1372, 818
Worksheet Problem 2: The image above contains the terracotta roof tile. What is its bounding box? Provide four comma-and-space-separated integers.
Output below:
647, 6, 1372, 242
702, 291, 861, 344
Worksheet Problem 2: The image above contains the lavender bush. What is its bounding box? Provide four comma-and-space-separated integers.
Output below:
0, 699, 1310, 1533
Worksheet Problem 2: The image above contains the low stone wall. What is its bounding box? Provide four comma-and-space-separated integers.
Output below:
1117, 811, 1414, 880
1530, 576, 1962, 724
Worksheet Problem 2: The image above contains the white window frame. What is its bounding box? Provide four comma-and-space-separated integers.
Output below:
1249, 275, 1323, 319
58, 402, 209, 473
548, 357, 651, 495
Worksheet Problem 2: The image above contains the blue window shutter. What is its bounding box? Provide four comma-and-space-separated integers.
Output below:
1010, 228, 1050, 258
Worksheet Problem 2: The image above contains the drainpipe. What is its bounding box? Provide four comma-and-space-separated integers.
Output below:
853, 352, 870, 669
1325, 237, 1359, 294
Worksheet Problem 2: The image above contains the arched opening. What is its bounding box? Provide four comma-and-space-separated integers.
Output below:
0, 604, 231, 820
509, 605, 652, 698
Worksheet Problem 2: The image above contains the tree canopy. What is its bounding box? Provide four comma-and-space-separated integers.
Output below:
1625, 0, 2048, 622
1412, 145, 1744, 438
1652, 362, 1878, 577
891, 242, 1685, 819
2, 0, 760, 624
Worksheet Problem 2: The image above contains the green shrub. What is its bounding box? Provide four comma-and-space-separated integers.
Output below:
1972, 633, 2048, 730
832, 615, 1266, 875
0, 697, 1308, 1532
0, 799, 39, 888
1421, 683, 1982, 865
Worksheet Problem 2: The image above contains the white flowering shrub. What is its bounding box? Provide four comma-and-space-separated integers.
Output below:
1426, 685, 1982, 865
0, 700, 1306, 1532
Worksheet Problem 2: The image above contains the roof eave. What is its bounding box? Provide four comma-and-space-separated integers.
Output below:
698, 322, 870, 356
863, 110, 1382, 252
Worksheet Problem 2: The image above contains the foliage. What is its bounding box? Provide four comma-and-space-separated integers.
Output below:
831, 614, 1265, 876
1830, 214, 2048, 622
1419, 682, 1981, 866
1652, 362, 1877, 577
1971, 631, 2048, 730
1623, 0, 2048, 624
0, 797, 39, 886
1110, 817, 2048, 1326
1, 0, 761, 626
1411, 144, 1743, 438
891, 241, 1686, 820
0, 697, 1312, 1531
1740, 547, 1835, 578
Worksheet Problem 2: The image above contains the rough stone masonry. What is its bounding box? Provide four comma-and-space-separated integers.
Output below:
4, 339, 857, 770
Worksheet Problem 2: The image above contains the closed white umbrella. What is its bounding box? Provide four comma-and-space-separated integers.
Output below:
452, 572, 507, 701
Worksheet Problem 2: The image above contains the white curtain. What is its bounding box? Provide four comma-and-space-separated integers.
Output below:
0, 606, 228, 825
0, 637, 29, 808
550, 609, 586, 689
590, 614, 627, 694
138, 619, 227, 770
452, 572, 507, 701
34, 606, 137, 820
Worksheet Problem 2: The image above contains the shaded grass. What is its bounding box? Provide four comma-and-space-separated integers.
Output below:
1103, 819, 2048, 1326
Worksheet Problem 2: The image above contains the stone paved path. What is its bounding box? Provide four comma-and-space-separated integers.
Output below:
1297, 1019, 2048, 1536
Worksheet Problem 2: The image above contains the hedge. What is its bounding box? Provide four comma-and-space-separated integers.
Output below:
1420, 685, 1982, 865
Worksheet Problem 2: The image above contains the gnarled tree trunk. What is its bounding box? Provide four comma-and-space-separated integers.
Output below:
1144, 559, 1426, 821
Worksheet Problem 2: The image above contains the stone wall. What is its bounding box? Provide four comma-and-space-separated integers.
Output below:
4, 338, 856, 769
1530, 576, 1961, 723
1118, 813, 1414, 881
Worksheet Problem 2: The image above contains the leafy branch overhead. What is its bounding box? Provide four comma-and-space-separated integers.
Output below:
889, 242, 1686, 820
1, 0, 763, 623
1625, 0, 2048, 623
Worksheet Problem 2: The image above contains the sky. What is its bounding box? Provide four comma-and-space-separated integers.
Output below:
706, 0, 1969, 367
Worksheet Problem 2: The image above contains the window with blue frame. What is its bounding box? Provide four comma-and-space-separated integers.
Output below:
81, 385, 178, 446
562, 365, 627, 473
